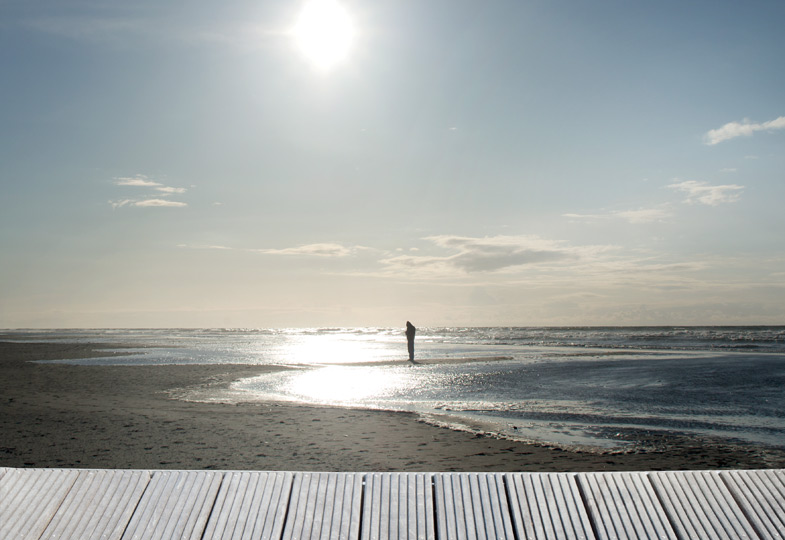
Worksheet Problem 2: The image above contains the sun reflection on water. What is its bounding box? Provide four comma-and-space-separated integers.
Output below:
282, 334, 398, 365
286, 366, 407, 403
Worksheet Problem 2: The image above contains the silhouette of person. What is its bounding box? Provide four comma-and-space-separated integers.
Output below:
406, 321, 416, 361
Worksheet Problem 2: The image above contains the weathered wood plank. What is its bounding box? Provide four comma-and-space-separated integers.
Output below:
40, 469, 150, 540
202, 471, 293, 540
282, 472, 363, 540
362, 473, 435, 540
722, 469, 785, 539
0, 468, 79, 540
433, 472, 514, 540
120, 470, 222, 540
650, 470, 758, 539
3, 468, 785, 540
506, 472, 595, 539
577, 472, 676, 540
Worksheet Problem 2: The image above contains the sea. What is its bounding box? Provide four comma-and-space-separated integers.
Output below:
5, 326, 785, 451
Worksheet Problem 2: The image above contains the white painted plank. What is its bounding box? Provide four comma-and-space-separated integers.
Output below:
205, 471, 250, 540
621, 472, 674, 539
260, 472, 296, 539
40, 469, 150, 540
407, 474, 418, 540
202, 471, 293, 540
577, 472, 676, 540
460, 475, 478, 539
362, 473, 435, 540
433, 473, 457, 540
282, 472, 363, 540
554, 473, 595, 539
285, 471, 314, 539
722, 469, 785, 539
362, 471, 383, 540
651, 470, 757, 539
434, 473, 464, 540
422, 474, 435, 540
390, 472, 400, 539
3, 468, 784, 540
333, 474, 355, 539
0, 468, 79, 540
325, 474, 343, 537
121, 470, 222, 540
514, 472, 548, 539
169, 470, 218, 538
506, 472, 595, 539
477, 473, 515, 540
433, 473, 514, 540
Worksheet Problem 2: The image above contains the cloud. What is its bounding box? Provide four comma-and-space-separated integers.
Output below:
704, 116, 785, 145
114, 175, 186, 194
110, 199, 187, 208
111, 174, 188, 208
155, 186, 187, 194
615, 208, 672, 223
134, 199, 188, 207
667, 180, 743, 206
110, 199, 134, 209
380, 235, 587, 276
115, 175, 161, 187
256, 243, 357, 257
179, 242, 365, 257
564, 206, 671, 224
431, 235, 573, 272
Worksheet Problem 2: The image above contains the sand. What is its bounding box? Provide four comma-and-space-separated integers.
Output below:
2, 340, 784, 472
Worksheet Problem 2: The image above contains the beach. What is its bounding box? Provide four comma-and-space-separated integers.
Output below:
2, 340, 784, 472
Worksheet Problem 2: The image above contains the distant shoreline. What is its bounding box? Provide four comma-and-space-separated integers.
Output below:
2, 340, 784, 472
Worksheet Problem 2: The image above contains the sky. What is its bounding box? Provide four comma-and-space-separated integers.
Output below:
1, 0, 784, 328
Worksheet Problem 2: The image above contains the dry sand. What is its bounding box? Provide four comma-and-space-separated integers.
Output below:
2, 340, 784, 472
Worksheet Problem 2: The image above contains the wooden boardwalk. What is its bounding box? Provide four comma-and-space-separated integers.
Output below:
1, 468, 784, 539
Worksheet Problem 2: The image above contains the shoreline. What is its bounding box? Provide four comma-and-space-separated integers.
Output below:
2, 340, 785, 472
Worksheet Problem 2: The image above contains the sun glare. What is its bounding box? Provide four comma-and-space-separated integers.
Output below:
293, 0, 355, 70
287, 367, 404, 404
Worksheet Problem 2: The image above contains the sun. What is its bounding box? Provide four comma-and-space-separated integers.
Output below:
293, 0, 355, 70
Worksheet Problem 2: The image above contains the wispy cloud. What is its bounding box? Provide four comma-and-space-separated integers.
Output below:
667, 180, 743, 206
615, 208, 672, 223
256, 243, 357, 257
181, 242, 362, 257
155, 186, 187, 194
111, 174, 188, 208
704, 116, 785, 145
115, 176, 161, 187
379, 235, 609, 277
111, 199, 187, 209
564, 206, 671, 224
134, 199, 188, 207
114, 174, 186, 194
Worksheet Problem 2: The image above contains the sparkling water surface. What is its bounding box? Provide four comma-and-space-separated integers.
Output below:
6, 327, 785, 450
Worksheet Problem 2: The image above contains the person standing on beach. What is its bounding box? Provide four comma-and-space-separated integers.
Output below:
406, 321, 416, 361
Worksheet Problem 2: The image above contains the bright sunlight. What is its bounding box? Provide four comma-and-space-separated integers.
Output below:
293, 0, 355, 70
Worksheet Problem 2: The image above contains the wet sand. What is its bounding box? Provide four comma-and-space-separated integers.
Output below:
2, 340, 784, 471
